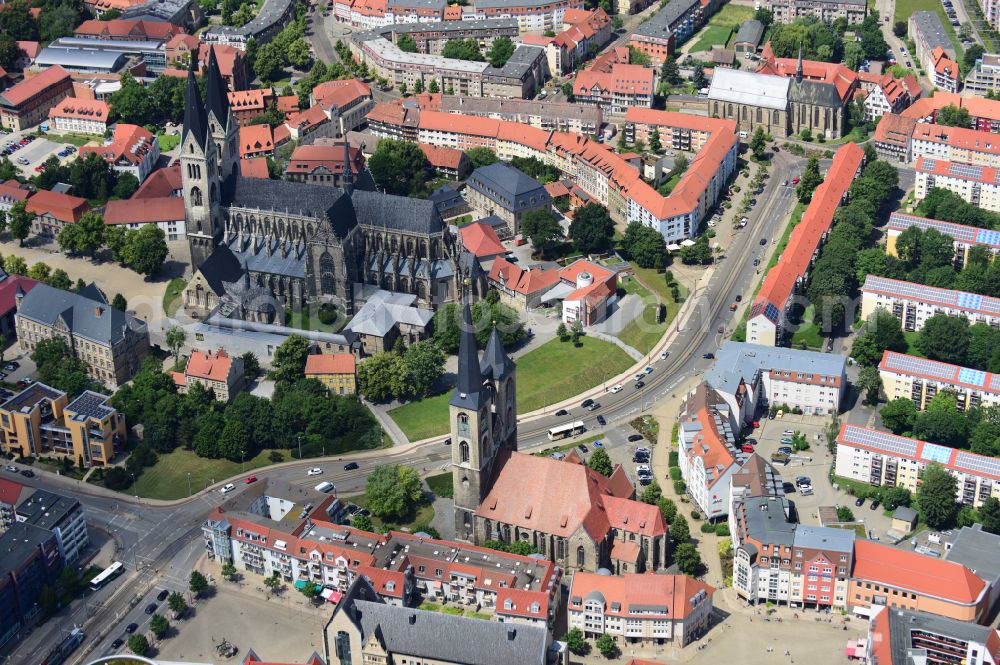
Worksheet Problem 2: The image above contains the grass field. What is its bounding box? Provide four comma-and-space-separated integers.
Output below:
352, 493, 435, 533
689, 3, 756, 52
425, 472, 454, 498
690, 25, 735, 52
157, 132, 181, 152
789, 304, 825, 349
130, 448, 283, 500
894, 0, 962, 59
389, 337, 634, 440
616, 272, 686, 354
53, 133, 100, 147
162, 277, 186, 317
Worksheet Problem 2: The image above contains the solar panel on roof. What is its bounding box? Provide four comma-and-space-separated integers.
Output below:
921, 442, 953, 464
922, 158, 937, 170
950, 162, 984, 180
954, 451, 1000, 478
958, 367, 987, 386
990, 374, 1000, 392
842, 425, 919, 457
764, 303, 780, 323
885, 353, 957, 381
956, 292, 984, 310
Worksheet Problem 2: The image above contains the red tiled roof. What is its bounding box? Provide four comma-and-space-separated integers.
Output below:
459, 221, 505, 258
0, 275, 38, 317
0, 477, 28, 506
575, 63, 653, 97
874, 113, 917, 146
304, 353, 356, 375
418, 143, 465, 170
902, 92, 1000, 122
284, 105, 329, 134
74, 18, 183, 40
133, 164, 181, 199
276, 95, 298, 114
911, 122, 1000, 156
79, 123, 154, 166
239, 157, 270, 179
180, 348, 235, 384
570, 572, 715, 620
1, 65, 70, 107
312, 79, 371, 110
756, 51, 857, 102
285, 143, 365, 176
852, 539, 985, 605
103, 197, 184, 225
239, 125, 274, 158
357, 564, 406, 598
25, 189, 89, 224
48, 98, 108, 122
0, 179, 29, 204
228, 88, 271, 112
487, 256, 559, 296
419, 110, 501, 138
16, 41, 40, 59
495, 587, 549, 619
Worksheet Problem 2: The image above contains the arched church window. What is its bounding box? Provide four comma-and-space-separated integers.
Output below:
210, 182, 218, 204
320, 252, 336, 295
577, 546, 585, 567
756, 107, 762, 123
457, 412, 469, 435
191, 187, 202, 206
459, 441, 469, 463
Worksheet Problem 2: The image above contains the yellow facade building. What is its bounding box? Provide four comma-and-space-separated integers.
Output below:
304, 354, 357, 396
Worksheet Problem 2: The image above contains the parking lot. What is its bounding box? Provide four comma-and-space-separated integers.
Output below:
750, 413, 894, 539
0, 128, 100, 179
539, 419, 654, 487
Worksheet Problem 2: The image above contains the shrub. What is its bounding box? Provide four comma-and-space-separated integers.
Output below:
714, 524, 730, 537
668, 467, 682, 481
672, 479, 686, 494
700, 523, 715, 533
668, 451, 678, 467
690, 510, 701, 520
317, 303, 337, 325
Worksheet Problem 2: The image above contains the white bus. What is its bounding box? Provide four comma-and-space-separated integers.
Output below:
89, 561, 124, 590
548, 421, 586, 440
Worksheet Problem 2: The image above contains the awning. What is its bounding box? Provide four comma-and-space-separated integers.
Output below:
540, 282, 575, 303
852, 606, 872, 618
294, 580, 309, 590
321, 588, 343, 604
680, 239, 696, 247
666, 243, 681, 251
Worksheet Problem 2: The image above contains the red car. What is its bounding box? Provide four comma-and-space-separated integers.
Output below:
34, 164, 44, 172
752, 420, 760, 428
791, 177, 800, 184
245, 475, 258, 484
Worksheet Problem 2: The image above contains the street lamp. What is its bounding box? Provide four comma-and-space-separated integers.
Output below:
130, 472, 137, 501
187, 472, 192, 497
298, 434, 303, 460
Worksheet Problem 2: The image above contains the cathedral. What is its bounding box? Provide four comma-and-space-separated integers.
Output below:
179, 50, 482, 321
450, 304, 670, 574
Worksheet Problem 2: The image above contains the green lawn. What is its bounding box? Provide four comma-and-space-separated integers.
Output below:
129, 447, 284, 500
689, 3, 755, 52
789, 304, 825, 349
690, 25, 734, 53
162, 277, 186, 317
51, 133, 100, 147
285, 306, 342, 332
389, 337, 634, 440
903, 330, 923, 356
351, 493, 435, 533
425, 472, 454, 498
616, 273, 686, 355
157, 132, 181, 152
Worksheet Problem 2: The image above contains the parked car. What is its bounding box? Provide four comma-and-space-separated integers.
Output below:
111, 638, 124, 649
796, 476, 811, 486
596, 415, 606, 426
610, 384, 623, 393
634, 381, 645, 389
219, 483, 235, 494
554, 409, 569, 417
660, 350, 669, 359
245, 475, 258, 484
580, 398, 593, 409
702, 353, 714, 359
855, 496, 865, 507
19, 469, 34, 478
792, 176, 800, 184
778, 446, 792, 455
157, 589, 169, 601
780, 437, 793, 444
578, 444, 589, 453
870, 500, 881, 510
628, 434, 644, 442
344, 462, 359, 471
644, 366, 653, 374
145, 603, 157, 615
783, 482, 795, 493
5, 465, 16, 472
307, 467, 323, 476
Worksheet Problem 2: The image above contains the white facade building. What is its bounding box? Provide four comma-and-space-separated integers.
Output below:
914, 156, 1000, 213
878, 350, 1000, 411
860, 275, 1000, 332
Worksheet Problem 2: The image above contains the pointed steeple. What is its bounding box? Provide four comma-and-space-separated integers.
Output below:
182, 56, 206, 149
480, 326, 513, 381
343, 138, 354, 197
205, 46, 229, 127
795, 43, 804, 83
450, 303, 485, 408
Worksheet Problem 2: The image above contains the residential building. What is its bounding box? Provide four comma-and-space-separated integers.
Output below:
861, 605, 999, 665
382, 19, 519, 56
879, 350, 1000, 411
931, 46, 962, 93
227, 88, 277, 126
914, 156, 1000, 213
547, 8, 613, 74
304, 353, 356, 395
46, 98, 109, 134
343, 290, 434, 354
678, 381, 743, 520
558, 259, 616, 326
203, 0, 296, 48
172, 348, 245, 401
0, 522, 63, 648
965, 52, 1000, 97
438, 96, 602, 135
459, 220, 506, 261
909, 13, 957, 79
567, 573, 715, 646
284, 142, 372, 189
419, 143, 470, 179
239, 124, 274, 159
909, 122, 1000, 167
0, 65, 73, 131
102, 197, 186, 241
573, 64, 654, 115
310, 79, 373, 133
79, 123, 159, 182
25, 190, 90, 238
73, 18, 185, 43
746, 143, 864, 345
873, 113, 918, 162
487, 256, 561, 309
627, 0, 703, 64
902, 91, 1000, 133
765, 0, 865, 24
0, 480, 28, 533
944, 524, 1000, 613
733, 19, 764, 54
277, 105, 333, 144
0, 181, 29, 214
0, 274, 37, 339
861, 275, 1000, 332
858, 71, 920, 120
324, 577, 558, 665
705, 341, 847, 425
0, 383, 126, 466
119, 0, 203, 31
835, 424, 1000, 509
466, 162, 551, 236
482, 44, 549, 100
15, 283, 149, 388
15, 489, 88, 564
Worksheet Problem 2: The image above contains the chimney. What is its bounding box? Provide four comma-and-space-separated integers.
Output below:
94, 306, 103, 317
507, 628, 517, 641
408, 614, 416, 625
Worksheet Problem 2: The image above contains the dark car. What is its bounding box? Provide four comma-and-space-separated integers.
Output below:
157, 589, 169, 601
4, 361, 19, 371
596, 415, 606, 426
16, 378, 31, 387
627, 434, 644, 442
760, 238, 767, 245
580, 399, 593, 409
578, 444, 589, 453
870, 500, 881, 510
111, 638, 124, 649
125, 623, 139, 633
19, 469, 34, 478
855, 497, 865, 507
344, 462, 359, 471
554, 409, 569, 416
735, 294, 742, 302
634, 381, 644, 389
702, 353, 714, 360
144, 603, 157, 614
783, 482, 795, 493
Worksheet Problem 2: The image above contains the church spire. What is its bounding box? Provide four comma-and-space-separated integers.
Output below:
451, 303, 485, 408
795, 42, 804, 82
480, 326, 512, 381
205, 46, 229, 127
343, 138, 354, 197
182, 55, 206, 149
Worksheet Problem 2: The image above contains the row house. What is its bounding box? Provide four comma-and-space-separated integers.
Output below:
878, 350, 1000, 412
858, 71, 921, 121
860, 275, 1000, 332
885, 211, 1000, 269
767, 0, 865, 25
931, 46, 962, 94
438, 95, 602, 135
902, 91, 1000, 133
572, 64, 654, 116
0, 65, 73, 131
677, 382, 742, 520
910, 122, 1000, 168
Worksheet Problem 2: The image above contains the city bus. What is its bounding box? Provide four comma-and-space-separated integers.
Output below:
547, 421, 586, 441
89, 561, 124, 591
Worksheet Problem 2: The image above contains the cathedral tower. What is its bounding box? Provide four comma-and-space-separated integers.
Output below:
205, 47, 238, 181
450, 304, 516, 541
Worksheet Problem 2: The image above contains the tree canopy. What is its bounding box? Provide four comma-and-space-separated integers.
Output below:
365, 464, 424, 521
917, 463, 959, 529
621, 222, 666, 269
569, 204, 614, 254
769, 17, 843, 62
368, 139, 433, 197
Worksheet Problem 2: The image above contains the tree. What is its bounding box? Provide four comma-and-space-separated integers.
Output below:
3, 255, 26, 276
595, 633, 619, 659
588, 448, 613, 476
520, 209, 563, 253
299, 581, 321, 599
836, 506, 855, 522
189, 570, 209, 596
569, 204, 614, 254
881, 398, 917, 434
556, 322, 568, 342
918, 463, 959, 529
271, 334, 310, 386
678, 234, 712, 265
397, 34, 417, 52
241, 352, 260, 381
122, 225, 168, 276
221, 562, 237, 581
413, 77, 424, 94
621, 221, 666, 269
8, 200, 32, 246
843, 40, 865, 71
658, 496, 677, 523
648, 127, 662, 154
660, 55, 681, 85
750, 126, 767, 161
561, 81, 574, 100
368, 139, 432, 197
114, 172, 140, 199
674, 542, 702, 575
403, 340, 444, 397
253, 42, 284, 82
691, 63, 706, 89
796, 156, 823, 203
0, 1, 39, 41
59, 566, 80, 595
916, 314, 971, 365
671, 514, 690, 544
893, 20, 907, 37
110, 294, 128, 313
365, 465, 423, 521
937, 105, 972, 128
167, 591, 188, 616
851, 308, 907, 366
487, 36, 515, 67
128, 634, 150, 656
856, 366, 882, 405
352, 513, 373, 531
465, 147, 498, 170
73, 211, 105, 256
964, 44, 986, 72
980, 497, 1000, 535
109, 72, 154, 125
27, 262, 50, 282
357, 351, 410, 401
263, 573, 282, 592
639, 480, 662, 505
442, 38, 484, 61
428, 78, 439, 93
149, 614, 169, 639
165, 326, 186, 365
563, 628, 590, 656
754, 7, 773, 28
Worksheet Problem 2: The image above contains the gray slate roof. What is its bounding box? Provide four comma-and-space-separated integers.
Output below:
944, 524, 1000, 582
15, 489, 81, 531
467, 163, 549, 212
484, 44, 543, 80
0, 522, 54, 574
733, 19, 764, 46
351, 599, 549, 665
227, 235, 307, 279
195, 244, 243, 295
346, 290, 433, 337
226, 176, 359, 238
706, 341, 846, 398
353, 189, 443, 236
742, 496, 795, 546
887, 608, 993, 665
792, 524, 854, 553
204, 0, 292, 38
788, 79, 843, 109
16, 282, 147, 347
632, 0, 699, 40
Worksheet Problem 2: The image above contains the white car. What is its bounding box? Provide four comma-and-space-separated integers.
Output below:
610, 384, 623, 393
660, 351, 668, 360
636, 464, 651, 473
219, 483, 235, 494
307, 467, 323, 476
799, 484, 813, 493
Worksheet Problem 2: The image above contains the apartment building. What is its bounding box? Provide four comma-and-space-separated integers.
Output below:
835, 424, 1000, 509
304, 353, 356, 395
79, 123, 159, 182
915, 156, 1000, 217
903, 91, 1000, 133
567, 573, 715, 647
909, 13, 957, 80
573, 64, 654, 115
705, 342, 847, 426
910, 122, 1000, 168
46, 98, 109, 134
965, 53, 1000, 97
677, 382, 742, 520
547, 8, 613, 74
310, 79, 374, 133
861, 275, 1000, 332
172, 348, 245, 401
858, 72, 920, 120
0, 522, 63, 648
24, 190, 90, 239
439, 96, 602, 135
0, 479, 28, 533
886, 212, 1000, 268
628, 0, 702, 65
879, 350, 1000, 411
15, 489, 89, 564
746, 143, 864, 346
765, 0, 865, 25
874, 113, 918, 163
15, 283, 149, 389
202, 0, 295, 48
466, 162, 550, 236
931, 46, 962, 94
385, 18, 519, 55
862, 606, 1000, 665
0, 66, 73, 131
0, 384, 126, 467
